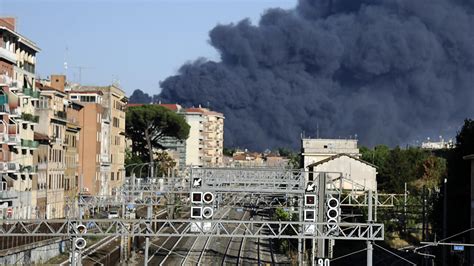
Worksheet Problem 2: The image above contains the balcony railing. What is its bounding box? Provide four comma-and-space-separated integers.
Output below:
7, 162, 20, 172
0, 95, 8, 105
30, 140, 39, 149
0, 104, 10, 114
21, 139, 37, 148
20, 113, 39, 123
54, 111, 67, 120
10, 108, 21, 117
31, 90, 40, 98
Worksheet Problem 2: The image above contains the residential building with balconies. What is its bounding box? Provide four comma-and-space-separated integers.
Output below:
34, 81, 69, 219
69, 84, 126, 196
0, 17, 40, 220
184, 107, 224, 167
64, 101, 82, 216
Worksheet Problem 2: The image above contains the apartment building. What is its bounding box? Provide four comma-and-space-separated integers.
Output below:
35, 82, 69, 218
64, 101, 82, 216
185, 107, 224, 167
68, 84, 127, 196
0, 17, 41, 219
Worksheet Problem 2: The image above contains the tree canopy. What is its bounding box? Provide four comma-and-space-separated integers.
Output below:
125, 105, 190, 164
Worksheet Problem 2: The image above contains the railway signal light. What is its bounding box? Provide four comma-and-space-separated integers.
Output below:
304, 209, 316, 222
203, 192, 214, 204
191, 192, 203, 204
76, 224, 87, 234
326, 195, 340, 232
202, 207, 214, 219
305, 195, 316, 206
191, 206, 202, 219
74, 237, 87, 250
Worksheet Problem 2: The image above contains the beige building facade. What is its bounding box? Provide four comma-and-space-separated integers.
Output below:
185, 107, 224, 167
0, 17, 41, 219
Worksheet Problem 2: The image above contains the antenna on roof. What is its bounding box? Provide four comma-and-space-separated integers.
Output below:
70, 65, 94, 84
63, 46, 68, 75
316, 122, 320, 139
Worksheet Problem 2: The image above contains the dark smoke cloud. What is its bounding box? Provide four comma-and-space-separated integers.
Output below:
135, 0, 474, 150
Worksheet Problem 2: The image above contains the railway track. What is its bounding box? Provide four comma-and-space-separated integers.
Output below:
156, 206, 233, 265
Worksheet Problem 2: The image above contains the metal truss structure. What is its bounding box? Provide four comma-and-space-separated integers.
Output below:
0, 219, 384, 240
340, 192, 404, 207
1, 165, 391, 266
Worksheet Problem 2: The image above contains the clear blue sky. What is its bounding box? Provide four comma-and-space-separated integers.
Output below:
0, 0, 295, 96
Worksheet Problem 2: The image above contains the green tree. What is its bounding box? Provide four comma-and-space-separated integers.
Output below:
126, 105, 190, 164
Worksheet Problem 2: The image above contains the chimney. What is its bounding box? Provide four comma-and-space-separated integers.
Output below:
0, 17, 16, 31
50, 74, 66, 92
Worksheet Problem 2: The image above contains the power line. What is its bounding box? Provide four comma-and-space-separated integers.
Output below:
330, 247, 367, 262
373, 243, 416, 265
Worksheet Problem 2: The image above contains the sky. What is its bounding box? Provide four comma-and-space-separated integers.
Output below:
0, 0, 295, 96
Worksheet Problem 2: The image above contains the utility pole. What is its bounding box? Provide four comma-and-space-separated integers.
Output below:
316, 173, 326, 259
442, 178, 447, 266
367, 190, 373, 266
298, 193, 303, 266
404, 182, 407, 234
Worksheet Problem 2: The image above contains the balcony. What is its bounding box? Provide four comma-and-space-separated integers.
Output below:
0, 104, 10, 114
37, 162, 47, 170
20, 164, 36, 173
18, 138, 38, 149
10, 108, 21, 117
20, 113, 39, 124
0, 95, 8, 105
7, 135, 20, 146
100, 154, 111, 165
31, 90, 40, 98
7, 162, 20, 173
30, 140, 39, 149
0, 188, 18, 200
0, 47, 16, 64
22, 88, 32, 98
54, 110, 67, 121
53, 137, 63, 145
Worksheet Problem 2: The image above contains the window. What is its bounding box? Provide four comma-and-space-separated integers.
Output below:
113, 117, 119, 127
111, 172, 114, 181
80, 95, 96, 102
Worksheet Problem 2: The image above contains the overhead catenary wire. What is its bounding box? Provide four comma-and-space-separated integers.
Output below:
373, 243, 416, 266
330, 247, 368, 262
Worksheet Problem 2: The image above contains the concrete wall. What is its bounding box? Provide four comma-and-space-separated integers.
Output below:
0, 239, 65, 265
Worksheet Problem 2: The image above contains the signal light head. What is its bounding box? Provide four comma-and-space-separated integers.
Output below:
304, 209, 316, 222
74, 237, 87, 250
202, 207, 213, 219
327, 197, 339, 208
203, 192, 214, 204
305, 195, 316, 206
191, 192, 203, 204
191, 206, 202, 218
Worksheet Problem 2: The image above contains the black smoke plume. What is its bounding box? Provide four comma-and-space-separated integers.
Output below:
131, 0, 474, 150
